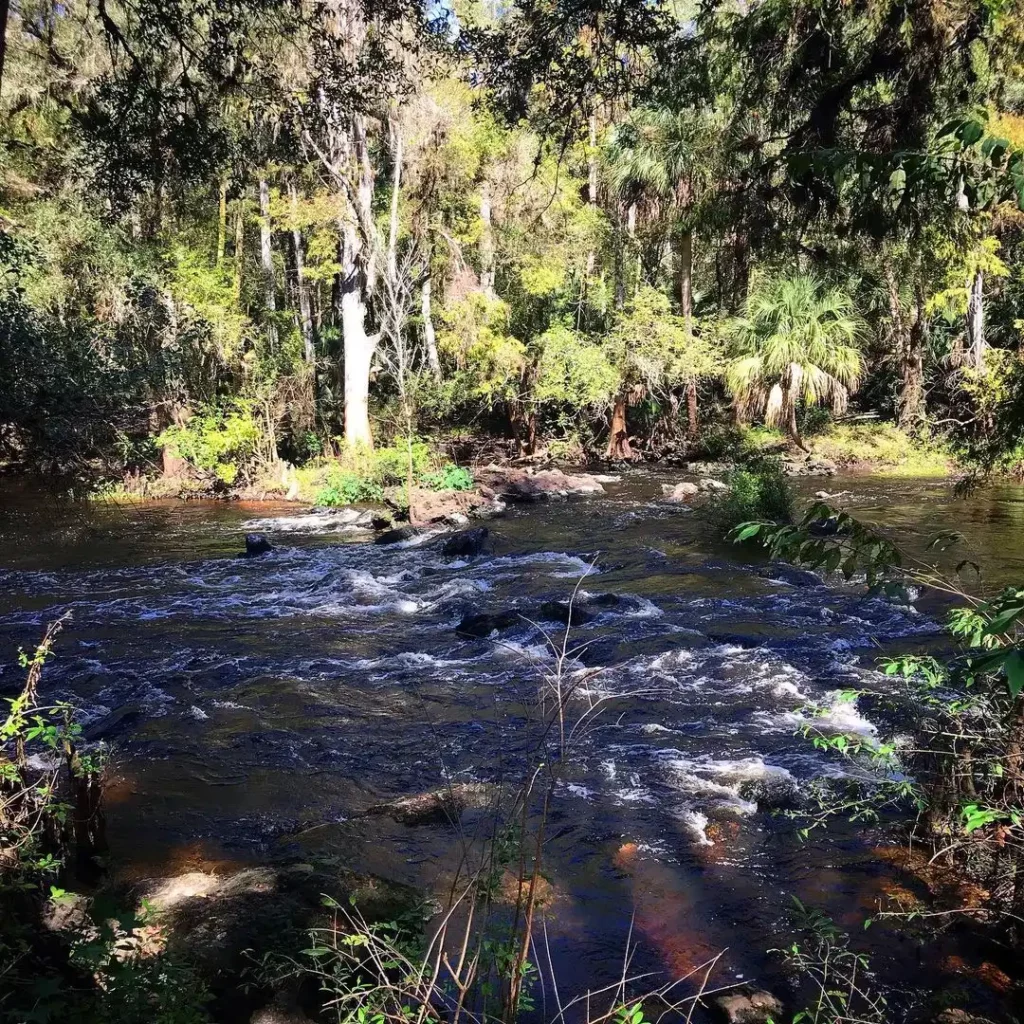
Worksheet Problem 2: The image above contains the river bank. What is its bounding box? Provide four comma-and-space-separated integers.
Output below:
1, 473, 1021, 1023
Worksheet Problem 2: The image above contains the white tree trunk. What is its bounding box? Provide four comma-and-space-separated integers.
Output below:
341, 275, 375, 447
289, 182, 315, 364
967, 268, 985, 370
259, 177, 277, 349
479, 178, 495, 298
422, 273, 440, 375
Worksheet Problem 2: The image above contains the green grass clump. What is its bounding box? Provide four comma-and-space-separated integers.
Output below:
811, 423, 948, 475
710, 462, 794, 531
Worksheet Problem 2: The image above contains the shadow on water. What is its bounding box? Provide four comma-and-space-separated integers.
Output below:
1, 471, 1022, 1019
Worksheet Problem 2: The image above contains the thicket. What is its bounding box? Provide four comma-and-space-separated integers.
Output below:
1, 0, 1023, 488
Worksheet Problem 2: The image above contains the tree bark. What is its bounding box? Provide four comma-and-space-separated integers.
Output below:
0, 0, 10, 102
479, 178, 495, 298
606, 396, 632, 459
679, 228, 694, 333
421, 273, 440, 375
233, 201, 244, 300
289, 181, 315, 364
217, 181, 228, 265
585, 112, 598, 278
967, 267, 985, 371
258, 177, 278, 349
686, 379, 698, 435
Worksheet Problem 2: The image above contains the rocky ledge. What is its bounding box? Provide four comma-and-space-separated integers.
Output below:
474, 465, 611, 502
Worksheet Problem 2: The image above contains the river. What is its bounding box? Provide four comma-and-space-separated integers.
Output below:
1, 472, 1022, 1020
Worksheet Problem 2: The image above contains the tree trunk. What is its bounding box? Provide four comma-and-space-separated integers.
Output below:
217, 181, 228, 265
679, 229, 694, 334
259, 177, 277, 349
967, 267, 985, 371
613, 204, 626, 310
289, 182, 315, 364
686, 379, 698, 435
479, 178, 495, 297
787, 386, 806, 451
585, 112, 598, 278
421, 273, 440, 375
900, 287, 927, 430
606, 396, 632, 460
341, 272, 374, 447
233, 202, 244, 300
0, 0, 10, 101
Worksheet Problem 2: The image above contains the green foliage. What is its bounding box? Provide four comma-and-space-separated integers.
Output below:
315, 470, 385, 506
155, 401, 266, 485
711, 463, 793, 531
420, 464, 474, 491
534, 323, 617, 410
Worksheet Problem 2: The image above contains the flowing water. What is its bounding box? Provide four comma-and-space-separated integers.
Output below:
2, 473, 1023, 1018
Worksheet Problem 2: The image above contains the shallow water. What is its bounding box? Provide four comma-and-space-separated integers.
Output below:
1, 472, 1021, 1018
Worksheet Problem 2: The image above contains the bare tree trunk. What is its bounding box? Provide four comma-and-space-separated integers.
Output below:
479, 178, 495, 298
217, 181, 228, 265
259, 177, 278, 349
679, 229, 694, 333
233, 201, 244, 300
421, 273, 440, 375
606, 396, 632, 460
0, 0, 10, 101
289, 181, 315, 364
613, 204, 626, 310
686, 379, 698, 435
585, 112, 598, 278
967, 268, 985, 371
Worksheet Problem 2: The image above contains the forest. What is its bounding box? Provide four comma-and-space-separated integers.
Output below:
2, 0, 1024, 495
6, 2, 1024, 1024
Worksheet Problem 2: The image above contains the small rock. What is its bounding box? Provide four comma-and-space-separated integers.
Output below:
442, 527, 490, 557
591, 474, 622, 484
699, 477, 730, 493
371, 512, 395, 531
244, 534, 273, 556
714, 990, 783, 1024
934, 1013, 997, 1024
375, 525, 422, 545
42, 892, 91, 934
662, 481, 699, 502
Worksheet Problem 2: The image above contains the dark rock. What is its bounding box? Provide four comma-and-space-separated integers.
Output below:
714, 990, 783, 1024
808, 515, 850, 537
245, 533, 273, 556
537, 600, 596, 627
84, 705, 144, 743
366, 783, 494, 825
375, 525, 422, 545
442, 527, 491, 557
370, 512, 395, 531
456, 610, 522, 637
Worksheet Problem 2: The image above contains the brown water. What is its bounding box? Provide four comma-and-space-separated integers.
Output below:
1, 472, 1021, 1020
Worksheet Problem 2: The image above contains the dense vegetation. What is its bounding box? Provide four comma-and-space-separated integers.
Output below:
2, 0, 1024, 493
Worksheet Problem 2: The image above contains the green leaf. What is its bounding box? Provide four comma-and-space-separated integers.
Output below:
983, 603, 1024, 636
1004, 650, 1024, 697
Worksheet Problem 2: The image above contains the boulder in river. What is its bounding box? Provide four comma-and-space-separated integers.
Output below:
662, 481, 700, 502
456, 610, 522, 637
713, 990, 783, 1024
406, 485, 502, 525
475, 465, 605, 502
375, 525, 423, 546
442, 527, 491, 557
699, 477, 730, 493
366, 782, 494, 825
244, 534, 273, 557
537, 599, 596, 627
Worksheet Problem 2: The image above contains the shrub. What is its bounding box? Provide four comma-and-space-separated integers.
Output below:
420, 464, 474, 491
710, 462, 794, 531
155, 400, 266, 484
315, 468, 384, 506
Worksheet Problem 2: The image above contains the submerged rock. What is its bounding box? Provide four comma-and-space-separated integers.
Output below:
244, 533, 273, 556
699, 477, 730, 493
713, 990, 783, 1024
537, 600, 596, 627
475, 465, 605, 502
366, 782, 494, 825
375, 525, 423, 546
456, 610, 522, 637
442, 527, 491, 557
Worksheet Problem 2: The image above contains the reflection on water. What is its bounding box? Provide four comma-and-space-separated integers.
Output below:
0, 471, 1020, 1016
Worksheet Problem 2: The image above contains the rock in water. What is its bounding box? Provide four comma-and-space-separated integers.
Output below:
245, 534, 273, 557
456, 610, 522, 637
537, 600, 596, 627
375, 525, 421, 545
662, 481, 700, 502
367, 783, 493, 825
442, 527, 490, 557
714, 990, 783, 1024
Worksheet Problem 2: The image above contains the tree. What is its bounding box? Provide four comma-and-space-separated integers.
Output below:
727, 275, 865, 450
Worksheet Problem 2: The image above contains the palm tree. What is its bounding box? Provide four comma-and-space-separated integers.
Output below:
726, 275, 865, 450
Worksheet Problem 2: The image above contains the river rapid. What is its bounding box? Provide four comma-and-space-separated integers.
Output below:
2, 472, 1024, 1019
